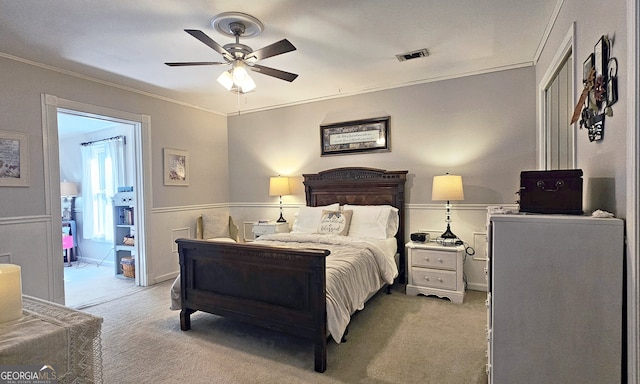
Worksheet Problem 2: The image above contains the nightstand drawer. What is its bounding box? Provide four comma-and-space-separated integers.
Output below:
411, 268, 457, 290
411, 249, 457, 270
252, 222, 289, 238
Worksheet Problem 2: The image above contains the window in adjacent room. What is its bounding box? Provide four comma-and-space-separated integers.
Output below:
80, 136, 125, 242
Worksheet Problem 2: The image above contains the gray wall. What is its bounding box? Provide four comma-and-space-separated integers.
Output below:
0, 0, 632, 299
535, 0, 628, 217
228, 68, 536, 206
227, 67, 537, 290
0, 55, 228, 302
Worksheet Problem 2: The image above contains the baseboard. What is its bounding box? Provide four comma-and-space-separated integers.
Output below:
466, 282, 488, 292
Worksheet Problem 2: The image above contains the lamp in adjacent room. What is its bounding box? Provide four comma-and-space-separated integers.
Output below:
432, 173, 464, 240
60, 181, 79, 221
269, 176, 290, 223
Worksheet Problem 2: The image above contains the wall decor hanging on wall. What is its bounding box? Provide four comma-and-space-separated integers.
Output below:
571, 35, 618, 142
163, 148, 189, 186
0, 130, 29, 187
320, 116, 390, 156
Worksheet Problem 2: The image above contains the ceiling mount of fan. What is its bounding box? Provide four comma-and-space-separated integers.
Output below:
165, 11, 298, 88
211, 12, 264, 39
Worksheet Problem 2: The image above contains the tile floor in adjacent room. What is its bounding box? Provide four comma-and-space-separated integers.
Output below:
63, 259, 141, 309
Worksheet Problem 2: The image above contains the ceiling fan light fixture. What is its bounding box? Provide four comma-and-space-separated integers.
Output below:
239, 74, 256, 93
217, 63, 256, 93
232, 62, 250, 84
217, 70, 234, 90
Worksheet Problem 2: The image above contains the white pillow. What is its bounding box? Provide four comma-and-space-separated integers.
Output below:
206, 237, 236, 243
343, 205, 399, 239
292, 203, 340, 233
317, 209, 353, 236
202, 211, 230, 239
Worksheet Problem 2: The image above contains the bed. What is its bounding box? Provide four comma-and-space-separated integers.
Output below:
175, 167, 408, 372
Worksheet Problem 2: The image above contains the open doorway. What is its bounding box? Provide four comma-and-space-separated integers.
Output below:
58, 110, 143, 307
42, 94, 150, 308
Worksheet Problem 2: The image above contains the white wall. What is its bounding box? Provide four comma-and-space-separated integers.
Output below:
227, 67, 537, 290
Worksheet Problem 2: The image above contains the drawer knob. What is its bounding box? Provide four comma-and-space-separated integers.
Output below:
437, 258, 443, 263
424, 276, 430, 281
424, 257, 430, 262
437, 277, 443, 282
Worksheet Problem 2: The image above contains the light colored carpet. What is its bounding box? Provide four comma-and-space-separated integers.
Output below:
83, 280, 488, 384
64, 260, 142, 309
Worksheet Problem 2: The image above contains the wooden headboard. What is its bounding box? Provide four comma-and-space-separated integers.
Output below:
302, 167, 409, 283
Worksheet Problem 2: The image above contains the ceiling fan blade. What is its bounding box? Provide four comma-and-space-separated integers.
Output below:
248, 39, 296, 61
251, 64, 298, 82
165, 62, 226, 67
184, 29, 233, 61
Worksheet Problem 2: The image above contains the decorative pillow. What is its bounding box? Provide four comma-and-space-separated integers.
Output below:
202, 211, 230, 239
317, 210, 353, 236
292, 203, 340, 233
343, 205, 399, 239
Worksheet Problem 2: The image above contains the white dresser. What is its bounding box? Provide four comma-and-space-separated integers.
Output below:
486, 213, 624, 383
405, 242, 465, 303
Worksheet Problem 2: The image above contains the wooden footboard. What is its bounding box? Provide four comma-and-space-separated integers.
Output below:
176, 238, 331, 372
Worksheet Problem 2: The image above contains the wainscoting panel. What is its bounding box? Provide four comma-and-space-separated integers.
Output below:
0, 216, 62, 302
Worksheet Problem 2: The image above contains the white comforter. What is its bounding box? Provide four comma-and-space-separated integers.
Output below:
255, 233, 398, 343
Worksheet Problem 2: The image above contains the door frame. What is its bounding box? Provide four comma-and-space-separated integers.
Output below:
42, 94, 151, 287
626, 0, 639, 381
537, 22, 576, 170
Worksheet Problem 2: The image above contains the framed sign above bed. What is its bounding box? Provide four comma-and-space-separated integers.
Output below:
320, 116, 390, 156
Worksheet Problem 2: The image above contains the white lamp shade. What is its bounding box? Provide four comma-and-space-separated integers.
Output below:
269, 176, 290, 196
232, 64, 250, 84
239, 74, 256, 93
432, 174, 464, 201
218, 66, 256, 93
0, 264, 23, 323
60, 181, 79, 197
217, 70, 234, 91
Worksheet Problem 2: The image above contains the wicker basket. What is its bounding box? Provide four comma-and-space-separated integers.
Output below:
120, 257, 135, 278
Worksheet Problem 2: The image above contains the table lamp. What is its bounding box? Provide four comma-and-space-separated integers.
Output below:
60, 181, 79, 220
269, 176, 290, 222
432, 173, 464, 240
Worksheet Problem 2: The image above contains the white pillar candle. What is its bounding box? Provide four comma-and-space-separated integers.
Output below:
0, 264, 23, 323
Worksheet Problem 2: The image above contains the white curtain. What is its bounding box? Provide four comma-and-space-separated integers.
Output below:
81, 138, 125, 241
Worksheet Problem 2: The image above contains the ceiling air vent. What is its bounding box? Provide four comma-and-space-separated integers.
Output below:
395, 48, 429, 62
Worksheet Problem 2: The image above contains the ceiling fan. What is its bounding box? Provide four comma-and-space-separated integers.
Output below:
165, 12, 298, 93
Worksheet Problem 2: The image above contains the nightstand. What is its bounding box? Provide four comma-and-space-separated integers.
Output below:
405, 241, 465, 303
251, 221, 289, 240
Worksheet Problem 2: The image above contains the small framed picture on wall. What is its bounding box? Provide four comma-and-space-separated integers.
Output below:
0, 130, 29, 187
163, 148, 189, 186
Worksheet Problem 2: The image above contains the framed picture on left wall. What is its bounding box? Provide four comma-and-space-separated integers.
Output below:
0, 130, 29, 187
163, 148, 189, 186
